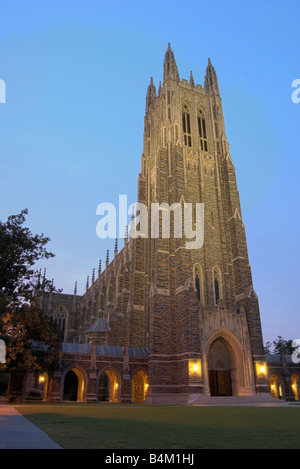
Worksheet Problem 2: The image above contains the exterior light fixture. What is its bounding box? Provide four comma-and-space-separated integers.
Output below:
255, 362, 267, 377
188, 360, 201, 378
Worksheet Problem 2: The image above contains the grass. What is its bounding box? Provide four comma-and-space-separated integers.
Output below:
14, 403, 300, 449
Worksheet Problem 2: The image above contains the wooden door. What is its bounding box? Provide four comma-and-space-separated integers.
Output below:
217, 370, 232, 396
209, 370, 232, 396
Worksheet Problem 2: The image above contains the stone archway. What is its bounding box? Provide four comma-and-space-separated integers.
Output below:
269, 374, 282, 399
291, 374, 300, 400
98, 369, 119, 402
132, 370, 148, 403
63, 367, 85, 402
204, 329, 256, 397
207, 339, 232, 396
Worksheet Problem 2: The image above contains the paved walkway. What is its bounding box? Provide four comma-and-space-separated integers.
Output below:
0, 403, 61, 449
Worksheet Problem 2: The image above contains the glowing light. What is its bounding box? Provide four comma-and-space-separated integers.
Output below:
189, 360, 201, 377
256, 362, 267, 376
39, 375, 45, 383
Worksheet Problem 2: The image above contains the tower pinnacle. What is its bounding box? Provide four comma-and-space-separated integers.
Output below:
204, 58, 219, 94
163, 43, 179, 82
146, 76, 157, 113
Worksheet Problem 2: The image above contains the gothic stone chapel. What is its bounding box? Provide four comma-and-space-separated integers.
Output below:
33, 44, 272, 404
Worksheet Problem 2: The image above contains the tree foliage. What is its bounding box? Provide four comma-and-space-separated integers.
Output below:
1, 305, 61, 373
0, 208, 54, 313
264, 336, 296, 355
0, 209, 62, 379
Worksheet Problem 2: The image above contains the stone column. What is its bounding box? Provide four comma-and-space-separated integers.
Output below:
49, 370, 62, 402
86, 371, 98, 402
121, 373, 132, 403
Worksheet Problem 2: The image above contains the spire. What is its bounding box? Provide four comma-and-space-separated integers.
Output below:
106, 249, 109, 268
37, 268, 42, 290
86, 275, 89, 292
92, 268, 95, 284
146, 76, 157, 113
114, 238, 118, 256
189, 71, 195, 87
163, 43, 179, 82
98, 259, 102, 277
72, 281, 78, 311
204, 58, 219, 95
48, 278, 54, 311
42, 268, 46, 291
158, 80, 162, 95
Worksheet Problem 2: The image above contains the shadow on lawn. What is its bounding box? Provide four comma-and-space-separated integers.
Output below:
19, 408, 300, 450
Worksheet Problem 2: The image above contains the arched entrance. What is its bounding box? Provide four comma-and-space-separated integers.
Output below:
98, 369, 119, 402
63, 368, 85, 402
132, 370, 148, 403
269, 374, 282, 399
291, 374, 300, 400
207, 339, 232, 396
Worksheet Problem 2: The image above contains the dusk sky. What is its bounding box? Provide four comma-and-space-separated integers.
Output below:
0, 0, 299, 345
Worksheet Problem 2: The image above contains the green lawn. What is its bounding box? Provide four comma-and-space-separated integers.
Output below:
15, 404, 300, 449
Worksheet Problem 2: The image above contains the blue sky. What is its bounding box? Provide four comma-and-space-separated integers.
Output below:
0, 0, 299, 345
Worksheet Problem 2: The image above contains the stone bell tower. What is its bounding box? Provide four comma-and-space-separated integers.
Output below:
137, 44, 270, 403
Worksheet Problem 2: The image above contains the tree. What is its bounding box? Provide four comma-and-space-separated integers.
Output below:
1, 304, 62, 401
264, 341, 272, 354
0, 208, 54, 314
0, 209, 62, 401
264, 336, 296, 355
272, 336, 296, 355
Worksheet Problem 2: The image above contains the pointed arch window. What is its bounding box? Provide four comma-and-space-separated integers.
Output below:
54, 305, 67, 339
214, 276, 220, 304
197, 109, 208, 152
213, 267, 222, 306
193, 264, 204, 305
182, 105, 192, 147
195, 275, 201, 300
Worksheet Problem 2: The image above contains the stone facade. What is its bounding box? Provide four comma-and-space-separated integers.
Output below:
30, 45, 298, 404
